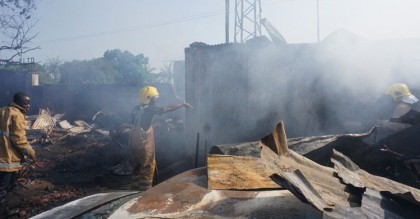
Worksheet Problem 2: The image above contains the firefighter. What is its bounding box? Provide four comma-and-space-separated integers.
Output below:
0, 92, 36, 202
375, 83, 420, 134
129, 86, 192, 190
386, 83, 419, 120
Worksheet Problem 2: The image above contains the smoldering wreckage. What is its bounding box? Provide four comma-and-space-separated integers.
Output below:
3, 95, 420, 219
3, 31, 420, 219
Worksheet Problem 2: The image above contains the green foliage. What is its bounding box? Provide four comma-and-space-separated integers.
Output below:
55, 49, 154, 85
37, 67, 55, 84
31, 62, 49, 82
103, 49, 154, 85
43, 57, 61, 83
59, 59, 119, 84
0, 61, 55, 84
156, 62, 174, 84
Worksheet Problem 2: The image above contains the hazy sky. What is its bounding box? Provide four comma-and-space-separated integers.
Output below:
28, 0, 420, 69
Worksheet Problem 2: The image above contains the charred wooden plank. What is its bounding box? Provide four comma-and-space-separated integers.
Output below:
207, 154, 281, 190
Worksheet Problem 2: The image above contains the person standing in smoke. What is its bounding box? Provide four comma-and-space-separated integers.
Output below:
0, 92, 36, 202
373, 83, 420, 139
129, 86, 193, 190
386, 83, 420, 122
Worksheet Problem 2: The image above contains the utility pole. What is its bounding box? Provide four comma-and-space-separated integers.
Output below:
317, 0, 320, 42
233, 0, 262, 43
225, 0, 230, 43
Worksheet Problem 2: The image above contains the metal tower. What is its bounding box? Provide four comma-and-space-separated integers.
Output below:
233, 0, 262, 43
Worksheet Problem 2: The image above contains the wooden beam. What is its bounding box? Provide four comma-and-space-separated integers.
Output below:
207, 154, 281, 190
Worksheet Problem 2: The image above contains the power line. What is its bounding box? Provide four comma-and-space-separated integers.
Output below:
34, 10, 226, 45
33, 0, 279, 46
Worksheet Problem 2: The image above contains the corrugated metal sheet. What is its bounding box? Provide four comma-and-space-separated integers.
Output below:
30, 120, 420, 218
260, 122, 420, 218
331, 149, 420, 203
31, 191, 140, 219
207, 155, 281, 190
109, 168, 321, 218
288, 125, 420, 189
31, 109, 55, 132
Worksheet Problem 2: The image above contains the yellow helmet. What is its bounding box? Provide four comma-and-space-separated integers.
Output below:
385, 83, 419, 104
139, 86, 159, 105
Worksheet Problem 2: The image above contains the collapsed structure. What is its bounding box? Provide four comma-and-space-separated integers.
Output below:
31, 121, 420, 218
1, 30, 420, 218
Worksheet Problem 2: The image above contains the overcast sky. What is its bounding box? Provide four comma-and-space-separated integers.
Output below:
28, 0, 420, 69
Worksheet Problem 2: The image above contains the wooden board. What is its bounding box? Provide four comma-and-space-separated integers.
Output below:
207, 154, 281, 190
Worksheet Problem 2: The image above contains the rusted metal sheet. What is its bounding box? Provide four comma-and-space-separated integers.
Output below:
207, 155, 280, 190
31, 191, 140, 219
209, 141, 261, 157
331, 149, 420, 203
209, 127, 373, 158
261, 141, 353, 212
287, 127, 376, 165
109, 168, 321, 218
31, 109, 57, 133
291, 125, 420, 189
260, 122, 420, 218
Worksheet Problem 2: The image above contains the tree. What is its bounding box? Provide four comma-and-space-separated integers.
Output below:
0, 0, 36, 17
59, 59, 119, 84
32, 62, 53, 84
0, 0, 39, 63
156, 62, 174, 84
103, 49, 155, 85
53, 49, 155, 85
44, 57, 61, 82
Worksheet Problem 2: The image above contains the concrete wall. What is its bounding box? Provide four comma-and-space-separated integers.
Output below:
0, 70, 33, 109
184, 35, 420, 156
0, 71, 180, 123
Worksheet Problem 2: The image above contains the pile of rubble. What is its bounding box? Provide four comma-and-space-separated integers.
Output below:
6, 109, 420, 218
25, 120, 420, 218
2, 109, 187, 218
106, 122, 420, 218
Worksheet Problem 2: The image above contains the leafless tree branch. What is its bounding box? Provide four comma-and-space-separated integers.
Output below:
0, 12, 39, 63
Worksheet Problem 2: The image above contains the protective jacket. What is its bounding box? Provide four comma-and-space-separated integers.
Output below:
0, 103, 35, 172
129, 104, 157, 189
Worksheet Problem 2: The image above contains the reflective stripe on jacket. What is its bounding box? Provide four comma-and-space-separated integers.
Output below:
0, 130, 10, 137
0, 103, 35, 172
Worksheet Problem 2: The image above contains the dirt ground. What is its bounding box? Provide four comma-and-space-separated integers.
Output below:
0, 118, 192, 219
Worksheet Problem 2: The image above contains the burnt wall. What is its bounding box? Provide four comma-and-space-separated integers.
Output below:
184, 34, 420, 156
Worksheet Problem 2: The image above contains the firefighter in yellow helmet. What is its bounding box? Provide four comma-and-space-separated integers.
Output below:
375, 83, 420, 134
0, 92, 36, 202
129, 86, 192, 190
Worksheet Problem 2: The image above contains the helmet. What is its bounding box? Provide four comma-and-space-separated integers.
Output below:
386, 83, 419, 104
139, 86, 159, 105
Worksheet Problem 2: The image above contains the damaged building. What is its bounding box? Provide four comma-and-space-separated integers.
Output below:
1, 24, 420, 218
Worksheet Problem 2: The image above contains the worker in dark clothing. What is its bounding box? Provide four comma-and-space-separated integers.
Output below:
372, 83, 420, 141
386, 83, 420, 123
129, 86, 192, 190
0, 92, 36, 202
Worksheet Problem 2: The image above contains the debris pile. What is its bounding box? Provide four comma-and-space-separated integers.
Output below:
1, 109, 187, 218
106, 122, 420, 218
6, 110, 420, 218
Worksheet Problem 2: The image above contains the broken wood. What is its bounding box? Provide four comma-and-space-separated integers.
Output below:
207, 154, 281, 190
260, 122, 288, 156
260, 121, 420, 217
